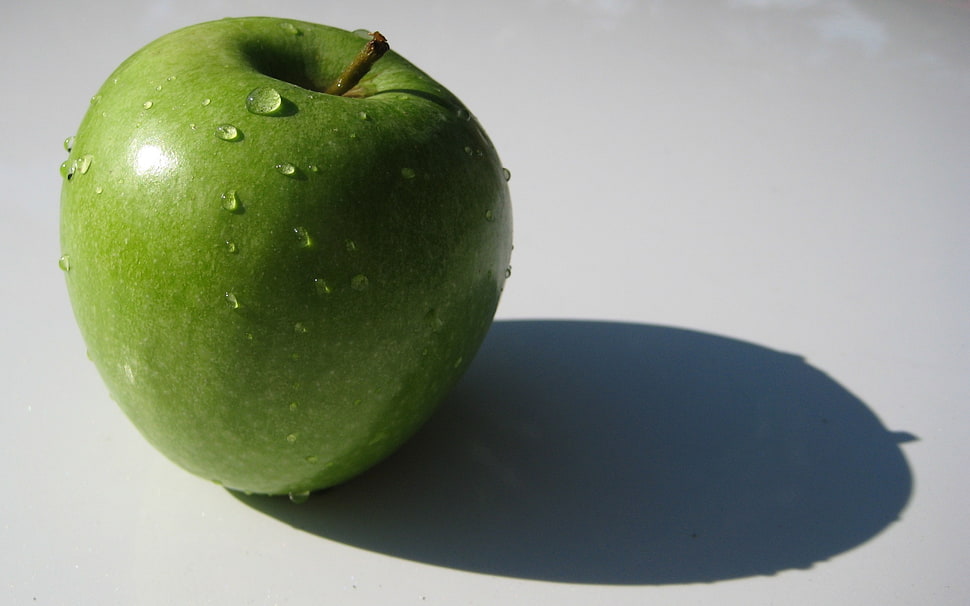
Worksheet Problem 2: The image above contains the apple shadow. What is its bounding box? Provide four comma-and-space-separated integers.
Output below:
234, 319, 916, 585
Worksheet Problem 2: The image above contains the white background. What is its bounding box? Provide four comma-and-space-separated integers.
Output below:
2, 0, 968, 604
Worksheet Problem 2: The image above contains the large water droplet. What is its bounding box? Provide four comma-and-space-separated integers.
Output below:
246, 86, 283, 115
279, 22, 301, 35
289, 491, 310, 504
275, 162, 297, 176
221, 190, 241, 212
77, 155, 93, 174
225, 292, 241, 309
58, 255, 71, 272
293, 226, 312, 248
351, 274, 369, 291
63, 136, 75, 152
60, 161, 74, 180
215, 124, 239, 141
201, 98, 211, 107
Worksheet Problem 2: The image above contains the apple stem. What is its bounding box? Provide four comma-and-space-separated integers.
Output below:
324, 32, 390, 96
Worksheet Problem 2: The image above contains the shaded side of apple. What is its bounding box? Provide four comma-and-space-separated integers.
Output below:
60, 18, 512, 496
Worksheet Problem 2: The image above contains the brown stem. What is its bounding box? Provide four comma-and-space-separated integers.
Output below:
324, 32, 389, 96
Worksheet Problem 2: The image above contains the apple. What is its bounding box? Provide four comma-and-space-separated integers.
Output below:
59, 17, 512, 500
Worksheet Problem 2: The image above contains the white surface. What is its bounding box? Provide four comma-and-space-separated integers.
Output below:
2, 0, 968, 604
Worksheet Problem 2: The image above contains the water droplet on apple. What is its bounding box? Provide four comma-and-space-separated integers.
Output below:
345, 240, 357, 252
453, 356, 464, 369
400, 167, 416, 179
154, 84, 163, 92
215, 124, 239, 141
221, 190, 241, 212
308, 164, 319, 173
485, 209, 495, 222
293, 226, 313, 248
77, 155, 93, 175
63, 136, 75, 152
142, 100, 154, 109
275, 162, 297, 176
58, 254, 71, 272
294, 322, 308, 334
289, 491, 310, 504
90, 94, 102, 105
95, 186, 103, 194
463, 146, 474, 156
60, 161, 74, 180
313, 278, 332, 295
357, 111, 369, 121
505, 266, 513, 279
279, 22, 301, 35
225, 292, 241, 309
425, 309, 444, 333
352, 28, 372, 39
286, 433, 299, 443
225, 240, 239, 254
246, 86, 283, 115
503, 167, 512, 181
289, 402, 299, 411
350, 274, 369, 291
201, 98, 211, 107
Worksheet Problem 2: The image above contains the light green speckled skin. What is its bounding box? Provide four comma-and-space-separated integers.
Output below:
59, 17, 512, 496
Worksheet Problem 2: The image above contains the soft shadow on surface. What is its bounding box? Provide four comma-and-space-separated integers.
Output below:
235, 320, 916, 585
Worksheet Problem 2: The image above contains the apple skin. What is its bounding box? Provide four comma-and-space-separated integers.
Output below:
59, 17, 512, 497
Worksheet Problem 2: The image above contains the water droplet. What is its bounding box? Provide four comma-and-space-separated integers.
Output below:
425, 309, 444, 333
289, 491, 310, 504
63, 136, 75, 152
502, 167, 512, 181
77, 155, 93, 175
201, 98, 211, 107
90, 94, 102, 105
305, 455, 319, 464
314, 278, 332, 295
279, 22, 301, 35
95, 186, 103, 194
142, 100, 154, 109
225, 292, 241, 309
505, 266, 513, 279
286, 433, 299, 443
293, 226, 312, 248
289, 402, 299, 411
352, 28, 372, 39
154, 84, 163, 92
246, 86, 283, 115
215, 124, 239, 141
275, 162, 297, 176
308, 164, 319, 173
294, 322, 308, 334
225, 240, 239, 254
167, 75, 177, 82
463, 146, 474, 156
485, 209, 495, 222
221, 190, 240, 212
453, 355, 464, 369
60, 161, 74, 180
345, 240, 357, 252
357, 111, 369, 121
58, 255, 71, 272
350, 274, 369, 291
456, 108, 473, 121
400, 167, 416, 179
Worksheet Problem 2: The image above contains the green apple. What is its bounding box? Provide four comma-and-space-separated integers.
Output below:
59, 17, 512, 500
